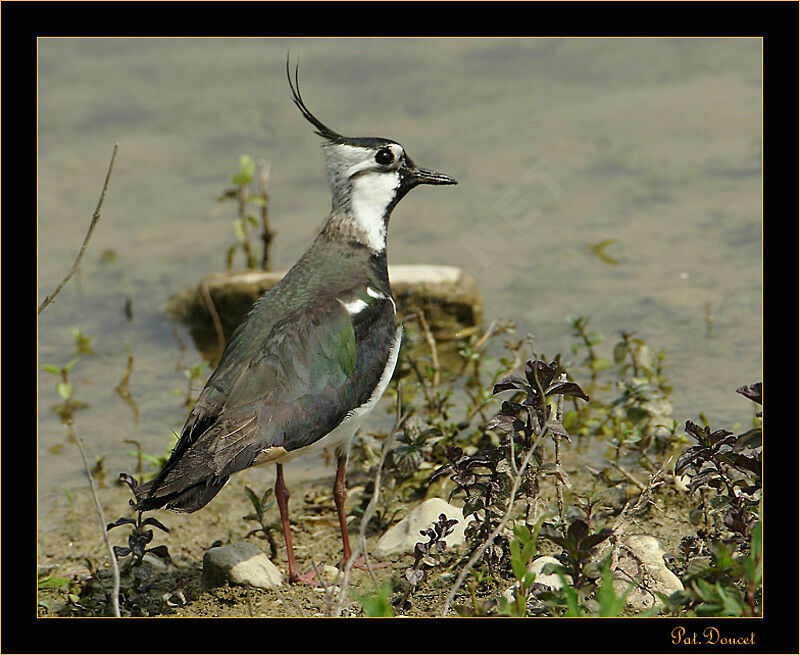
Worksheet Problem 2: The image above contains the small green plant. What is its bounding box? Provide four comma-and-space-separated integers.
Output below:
519, 557, 633, 618
42, 357, 88, 422
497, 518, 548, 616
595, 559, 635, 617
558, 575, 585, 616
663, 521, 761, 617
242, 485, 279, 559
125, 434, 178, 483
356, 581, 396, 617
90, 456, 107, 487
38, 571, 70, 590
560, 320, 679, 462
567, 315, 609, 374
743, 519, 762, 614
115, 343, 139, 423
37, 568, 85, 613
71, 326, 95, 355
455, 565, 495, 616
219, 154, 273, 270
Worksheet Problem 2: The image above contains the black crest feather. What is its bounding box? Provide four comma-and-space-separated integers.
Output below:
286, 54, 346, 144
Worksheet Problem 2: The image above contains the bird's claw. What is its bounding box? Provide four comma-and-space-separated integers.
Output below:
341, 555, 392, 571
289, 569, 326, 586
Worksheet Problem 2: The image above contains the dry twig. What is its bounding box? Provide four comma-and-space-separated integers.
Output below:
199, 280, 225, 357
610, 462, 648, 492
257, 158, 275, 270
74, 430, 120, 617
416, 310, 440, 388
38, 144, 119, 314
446, 319, 498, 394
553, 373, 567, 531
269, 577, 303, 617
606, 457, 671, 572
405, 353, 436, 410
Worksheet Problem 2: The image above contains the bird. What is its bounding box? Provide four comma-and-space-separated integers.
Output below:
134, 59, 457, 584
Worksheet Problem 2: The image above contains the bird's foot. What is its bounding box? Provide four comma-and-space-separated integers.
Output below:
341, 555, 392, 572
288, 568, 327, 586
288, 560, 329, 586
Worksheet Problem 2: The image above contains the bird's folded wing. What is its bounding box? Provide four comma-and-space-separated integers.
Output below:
147, 288, 397, 495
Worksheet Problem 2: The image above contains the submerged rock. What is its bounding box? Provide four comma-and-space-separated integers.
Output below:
166, 265, 483, 365
202, 541, 283, 589
612, 535, 683, 611
374, 497, 471, 557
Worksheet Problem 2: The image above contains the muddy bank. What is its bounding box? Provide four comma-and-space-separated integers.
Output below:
37, 452, 695, 618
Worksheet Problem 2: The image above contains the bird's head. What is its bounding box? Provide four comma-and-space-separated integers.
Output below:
287, 59, 456, 250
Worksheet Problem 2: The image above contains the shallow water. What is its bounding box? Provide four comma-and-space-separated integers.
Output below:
37, 38, 762, 519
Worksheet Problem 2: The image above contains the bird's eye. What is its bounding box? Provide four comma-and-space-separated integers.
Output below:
375, 148, 395, 165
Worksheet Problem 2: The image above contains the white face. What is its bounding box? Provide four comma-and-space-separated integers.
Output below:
334, 142, 404, 178
325, 143, 405, 252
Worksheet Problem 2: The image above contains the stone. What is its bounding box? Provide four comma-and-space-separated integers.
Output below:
166, 265, 483, 365
37, 564, 57, 577
673, 474, 691, 492
374, 498, 471, 557
321, 564, 343, 584
528, 555, 568, 590
502, 556, 569, 602
202, 541, 283, 589
612, 535, 683, 611
142, 552, 170, 570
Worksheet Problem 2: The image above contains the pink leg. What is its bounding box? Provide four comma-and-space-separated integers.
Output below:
333, 456, 390, 571
275, 464, 319, 584
333, 455, 354, 564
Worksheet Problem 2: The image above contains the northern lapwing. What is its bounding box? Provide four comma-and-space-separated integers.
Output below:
134, 60, 457, 583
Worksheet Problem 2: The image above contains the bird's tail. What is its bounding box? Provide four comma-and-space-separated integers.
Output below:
133, 475, 229, 513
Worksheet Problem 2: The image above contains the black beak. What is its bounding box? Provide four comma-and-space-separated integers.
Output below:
409, 166, 457, 186
400, 162, 458, 194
